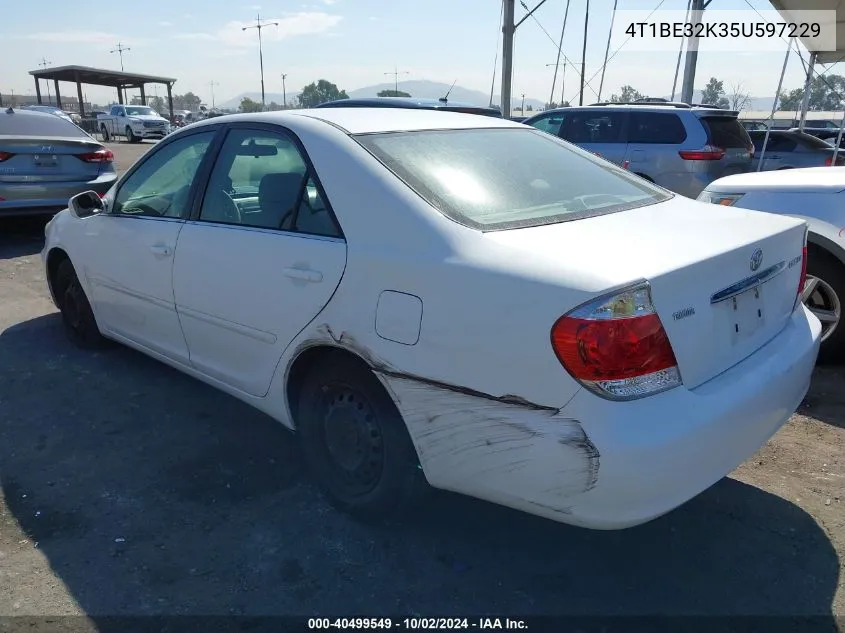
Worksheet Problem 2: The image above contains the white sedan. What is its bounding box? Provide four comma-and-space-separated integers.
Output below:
699, 166, 845, 362
42, 109, 820, 529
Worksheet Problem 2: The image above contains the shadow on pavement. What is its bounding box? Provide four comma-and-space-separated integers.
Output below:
0, 216, 50, 260
799, 365, 845, 430
0, 314, 839, 626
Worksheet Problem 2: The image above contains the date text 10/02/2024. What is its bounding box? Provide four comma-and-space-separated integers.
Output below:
307, 618, 529, 630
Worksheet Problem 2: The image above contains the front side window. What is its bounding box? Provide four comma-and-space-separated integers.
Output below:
355, 127, 670, 231
528, 113, 566, 136
563, 112, 626, 144
112, 131, 215, 218
198, 129, 340, 237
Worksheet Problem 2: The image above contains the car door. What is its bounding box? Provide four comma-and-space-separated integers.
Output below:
83, 128, 219, 364
172, 124, 347, 396
560, 110, 628, 166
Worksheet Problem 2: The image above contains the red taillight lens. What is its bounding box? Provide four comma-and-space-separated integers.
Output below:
825, 157, 833, 166
76, 148, 114, 163
0, 151, 13, 162
799, 246, 808, 295
551, 282, 682, 400
678, 146, 726, 161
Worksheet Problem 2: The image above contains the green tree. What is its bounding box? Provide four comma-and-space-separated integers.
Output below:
526, 104, 534, 111
700, 77, 729, 108
609, 85, 644, 103
239, 97, 263, 113
267, 101, 283, 111
297, 80, 348, 108
779, 74, 845, 111
377, 89, 412, 98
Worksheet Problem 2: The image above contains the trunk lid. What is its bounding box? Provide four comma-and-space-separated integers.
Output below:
699, 114, 754, 179
484, 197, 807, 389
0, 136, 105, 183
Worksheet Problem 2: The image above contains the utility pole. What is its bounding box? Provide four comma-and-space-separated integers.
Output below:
548, 0, 571, 109
384, 67, 409, 95
110, 42, 131, 72
597, 0, 618, 102
681, 0, 709, 104
281, 73, 287, 107
502, 0, 550, 118
502, 0, 516, 118
38, 57, 52, 105
208, 80, 219, 109
242, 13, 279, 109
579, 0, 589, 105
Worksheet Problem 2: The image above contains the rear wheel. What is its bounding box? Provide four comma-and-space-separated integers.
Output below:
803, 250, 845, 363
296, 352, 426, 517
54, 260, 109, 350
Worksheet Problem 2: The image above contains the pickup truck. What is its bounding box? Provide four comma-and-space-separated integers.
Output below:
97, 105, 170, 143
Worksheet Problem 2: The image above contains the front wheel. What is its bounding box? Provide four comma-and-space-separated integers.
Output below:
296, 353, 427, 517
125, 126, 136, 143
803, 250, 845, 363
54, 260, 109, 350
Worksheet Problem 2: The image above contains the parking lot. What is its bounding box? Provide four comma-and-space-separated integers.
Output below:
0, 141, 844, 621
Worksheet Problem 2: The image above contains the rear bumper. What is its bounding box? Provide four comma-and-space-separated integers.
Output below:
0, 173, 117, 216
397, 305, 820, 529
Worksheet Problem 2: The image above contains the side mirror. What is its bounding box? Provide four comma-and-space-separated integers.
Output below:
69, 191, 104, 218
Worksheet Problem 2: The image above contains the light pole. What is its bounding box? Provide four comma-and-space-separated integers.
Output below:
38, 57, 52, 105
110, 42, 131, 72
384, 67, 409, 95
521, 93, 525, 113
281, 73, 287, 108
209, 80, 219, 109
242, 14, 279, 109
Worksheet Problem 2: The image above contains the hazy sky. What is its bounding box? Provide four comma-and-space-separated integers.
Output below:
2, 0, 837, 107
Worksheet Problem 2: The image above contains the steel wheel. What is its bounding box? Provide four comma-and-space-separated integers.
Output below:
319, 384, 384, 497
802, 274, 841, 343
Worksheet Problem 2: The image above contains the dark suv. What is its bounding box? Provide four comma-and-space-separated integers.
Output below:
523, 102, 754, 197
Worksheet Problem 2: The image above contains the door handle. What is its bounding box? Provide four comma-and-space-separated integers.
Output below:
149, 244, 172, 257
283, 267, 323, 283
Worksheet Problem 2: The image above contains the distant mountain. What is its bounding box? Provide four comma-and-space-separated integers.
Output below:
347, 80, 546, 111
219, 91, 300, 110
220, 81, 546, 112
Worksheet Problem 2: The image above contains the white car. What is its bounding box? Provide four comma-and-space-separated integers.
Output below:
41, 109, 820, 529
699, 167, 845, 362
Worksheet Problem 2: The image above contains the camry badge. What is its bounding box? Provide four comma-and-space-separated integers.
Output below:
750, 248, 763, 272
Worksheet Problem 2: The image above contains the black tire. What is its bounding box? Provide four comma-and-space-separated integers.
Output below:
296, 352, 427, 517
100, 126, 110, 142
54, 259, 109, 350
125, 126, 136, 143
804, 250, 845, 363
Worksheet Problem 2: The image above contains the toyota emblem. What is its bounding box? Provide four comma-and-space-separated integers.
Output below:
750, 248, 763, 272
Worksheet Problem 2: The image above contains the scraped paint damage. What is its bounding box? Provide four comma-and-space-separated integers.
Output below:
295, 325, 600, 502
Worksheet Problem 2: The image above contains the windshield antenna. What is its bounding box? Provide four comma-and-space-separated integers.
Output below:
440, 79, 458, 103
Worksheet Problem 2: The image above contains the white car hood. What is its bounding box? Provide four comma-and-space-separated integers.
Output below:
707, 166, 845, 194
128, 114, 167, 122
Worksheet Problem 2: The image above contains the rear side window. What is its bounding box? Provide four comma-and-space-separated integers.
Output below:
563, 112, 625, 144
701, 116, 751, 148
629, 112, 687, 144
0, 112, 88, 137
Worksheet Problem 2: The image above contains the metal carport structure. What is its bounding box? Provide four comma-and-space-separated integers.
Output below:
769, 0, 845, 128
27, 65, 177, 120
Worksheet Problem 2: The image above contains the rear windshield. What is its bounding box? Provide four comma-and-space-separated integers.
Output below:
0, 112, 88, 137
795, 133, 836, 150
354, 128, 671, 231
701, 116, 751, 148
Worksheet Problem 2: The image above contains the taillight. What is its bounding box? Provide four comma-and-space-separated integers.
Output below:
76, 148, 114, 163
550, 281, 682, 400
678, 145, 726, 160
0, 151, 13, 162
794, 228, 809, 312
825, 157, 832, 166
622, 160, 630, 170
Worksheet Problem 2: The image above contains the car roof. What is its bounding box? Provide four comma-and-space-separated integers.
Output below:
524, 104, 737, 123
189, 108, 523, 135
